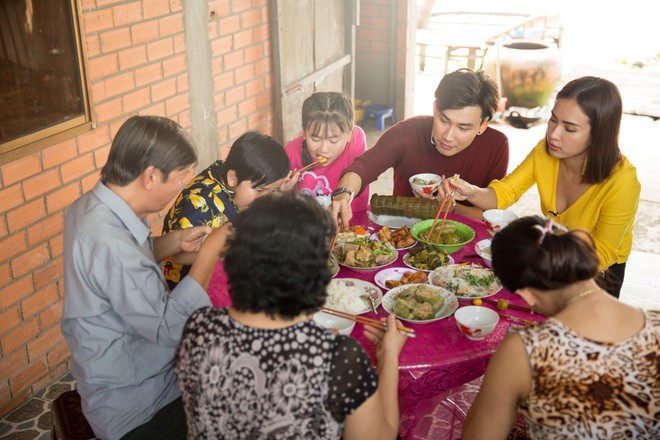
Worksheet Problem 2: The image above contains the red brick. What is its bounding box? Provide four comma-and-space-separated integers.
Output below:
230, 0, 250, 13
177, 109, 192, 128
0, 350, 28, 384
33, 256, 63, 291
135, 63, 163, 87
216, 106, 237, 126
254, 23, 269, 42
226, 85, 246, 106
241, 9, 262, 28
0, 386, 28, 419
143, 0, 171, 19
159, 14, 183, 36
235, 64, 254, 84
176, 74, 188, 93
0, 275, 33, 310
95, 97, 124, 123
229, 119, 248, 140
27, 212, 64, 247
248, 110, 268, 128
169, 0, 183, 13
1, 153, 42, 186
245, 77, 264, 97
211, 35, 232, 55
81, 172, 101, 194
80, 0, 96, 10
113, 1, 143, 26
32, 361, 69, 394
11, 243, 50, 278
50, 234, 64, 258
0, 305, 21, 335
2, 318, 39, 354
22, 170, 61, 201
162, 53, 187, 77
131, 20, 160, 44
0, 216, 7, 238
238, 97, 258, 117
0, 262, 10, 285
46, 183, 82, 214
147, 37, 174, 61
100, 27, 133, 52
224, 51, 245, 70
6, 199, 46, 233
91, 80, 108, 102
46, 342, 71, 370
139, 102, 167, 117
165, 93, 189, 115
85, 34, 101, 59
26, 323, 61, 360
173, 34, 186, 53
244, 44, 263, 63
38, 301, 63, 329
219, 16, 240, 36
0, 185, 24, 213
104, 71, 137, 99
94, 145, 111, 170
233, 29, 253, 49
209, 0, 230, 17
257, 90, 272, 108
88, 53, 119, 79
9, 358, 47, 396
60, 153, 96, 184
82, 8, 114, 34
42, 139, 79, 169
118, 45, 148, 70
77, 126, 111, 154
254, 57, 270, 75
151, 77, 177, 101
0, 231, 27, 265
122, 87, 152, 113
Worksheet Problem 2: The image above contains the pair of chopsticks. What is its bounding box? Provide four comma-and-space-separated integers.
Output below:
320, 307, 417, 338
295, 156, 328, 174
479, 298, 534, 314
497, 311, 534, 326
328, 225, 341, 258
427, 174, 459, 243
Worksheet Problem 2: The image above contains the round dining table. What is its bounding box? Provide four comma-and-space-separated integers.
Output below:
206, 209, 543, 439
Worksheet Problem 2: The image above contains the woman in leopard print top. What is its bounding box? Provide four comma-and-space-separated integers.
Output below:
463, 216, 659, 439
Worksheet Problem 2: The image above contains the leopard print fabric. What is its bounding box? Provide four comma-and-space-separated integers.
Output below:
513, 310, 659, 439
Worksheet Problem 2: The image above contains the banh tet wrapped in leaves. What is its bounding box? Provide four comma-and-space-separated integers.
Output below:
370, 194, 439, 219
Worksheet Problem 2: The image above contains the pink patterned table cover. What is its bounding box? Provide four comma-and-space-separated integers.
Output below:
206, 210, 544, 439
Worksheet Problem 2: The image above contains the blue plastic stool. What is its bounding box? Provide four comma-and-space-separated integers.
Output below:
364, 105, 395, 130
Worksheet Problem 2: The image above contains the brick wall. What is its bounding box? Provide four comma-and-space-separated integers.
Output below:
0, 0, 274, 416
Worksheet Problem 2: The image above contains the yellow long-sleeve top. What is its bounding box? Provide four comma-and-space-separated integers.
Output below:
488, 139, 640, 269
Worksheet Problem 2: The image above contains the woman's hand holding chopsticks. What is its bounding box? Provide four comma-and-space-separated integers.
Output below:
363, 314, 408, 367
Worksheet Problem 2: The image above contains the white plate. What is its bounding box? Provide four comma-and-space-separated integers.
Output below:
369, 212, 422, 229
403, 251, 454, 272
325, 278, 383, 315
374, 267, 428, 290
429, 264, 502, 299
369, 232, 418, 250
382, 284, 459, 324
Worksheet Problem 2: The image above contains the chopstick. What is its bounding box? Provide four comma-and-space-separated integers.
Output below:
479, 298, 534, 314
295, 156, 328, 174
328, 225, 340, 258
497, 311, 534, 326
320, 307, 417, 338
427, 174, 459, 243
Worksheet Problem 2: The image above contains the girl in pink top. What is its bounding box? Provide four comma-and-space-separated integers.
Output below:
285, 92, 369, 212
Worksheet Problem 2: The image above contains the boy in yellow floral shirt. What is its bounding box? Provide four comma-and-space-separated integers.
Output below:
162, 131, 290, 288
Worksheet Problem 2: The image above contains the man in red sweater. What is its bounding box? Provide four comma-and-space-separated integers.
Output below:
330, 69, 509, 227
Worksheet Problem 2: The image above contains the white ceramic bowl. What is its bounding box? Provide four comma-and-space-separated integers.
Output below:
313, 311, 356, 335
454, 306, 499, 340
483, 209, 518, 237
409, 173, 442, 195
474, 239, 493, 268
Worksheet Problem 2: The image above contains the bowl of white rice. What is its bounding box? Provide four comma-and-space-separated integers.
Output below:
324, 278, 382, 315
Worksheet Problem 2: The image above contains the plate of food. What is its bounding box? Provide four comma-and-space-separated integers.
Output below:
374, 267, 428, 290
382, 284, 458, 324
368, 212, 422, 229
371, 225, 417, 250
429, 263, 503, 298
333, 237, 398, 272
324, 278, 383, 315
402, 245, 454, 272
336, 225, 370, 243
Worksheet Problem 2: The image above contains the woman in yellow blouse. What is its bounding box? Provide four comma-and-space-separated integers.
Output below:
443, 77, 640, 298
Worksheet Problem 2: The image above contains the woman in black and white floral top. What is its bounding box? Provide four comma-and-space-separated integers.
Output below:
174, 192, 407, 439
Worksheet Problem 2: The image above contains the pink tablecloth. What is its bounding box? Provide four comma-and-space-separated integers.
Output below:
206, 210, 543, 439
